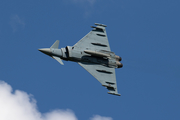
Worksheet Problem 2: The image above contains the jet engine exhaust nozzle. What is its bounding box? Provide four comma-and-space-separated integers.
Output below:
115, 55, 122, 61
116, 61, 123, 68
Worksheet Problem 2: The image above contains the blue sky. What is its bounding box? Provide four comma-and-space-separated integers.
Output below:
0, 0, 180, 120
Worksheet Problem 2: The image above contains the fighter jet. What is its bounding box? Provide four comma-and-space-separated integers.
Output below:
38, 23, 123, 96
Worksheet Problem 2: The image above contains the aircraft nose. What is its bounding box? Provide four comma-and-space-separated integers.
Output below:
38, 48, 52, 56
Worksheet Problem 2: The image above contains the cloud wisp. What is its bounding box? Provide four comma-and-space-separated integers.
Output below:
72, 0, 96, 5
9, 14, 25, 32
0, 81, 112, 120
66, 0, 96, 18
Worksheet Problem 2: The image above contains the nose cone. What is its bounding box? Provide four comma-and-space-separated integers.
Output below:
38, 48, 52, 56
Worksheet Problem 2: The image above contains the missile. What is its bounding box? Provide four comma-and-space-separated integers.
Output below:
84, 50, 110, 57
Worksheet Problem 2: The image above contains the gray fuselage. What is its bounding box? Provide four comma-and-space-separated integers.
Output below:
50, 46, 122, 68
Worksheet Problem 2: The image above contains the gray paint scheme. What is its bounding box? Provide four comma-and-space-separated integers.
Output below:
39, 23, 123, 96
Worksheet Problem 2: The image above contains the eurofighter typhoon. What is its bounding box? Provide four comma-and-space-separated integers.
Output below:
38, 23, 123, 96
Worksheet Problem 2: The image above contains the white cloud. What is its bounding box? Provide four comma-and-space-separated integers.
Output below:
90, 115, 113, 120
9, 14, 25, 32
43, 110, 77, 120
0, 81, 113, 120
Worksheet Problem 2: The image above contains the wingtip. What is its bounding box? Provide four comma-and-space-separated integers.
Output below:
94, 23, 107, 27
108, 92, 121, 96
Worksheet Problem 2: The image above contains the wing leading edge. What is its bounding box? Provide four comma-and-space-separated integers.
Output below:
78, 62, 120, 96
73, 23, 111, 51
